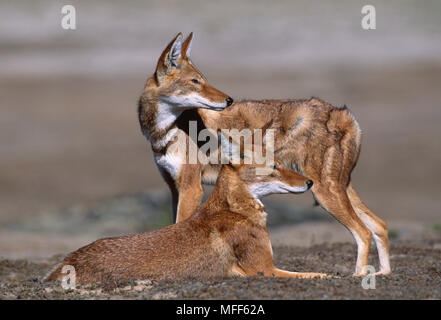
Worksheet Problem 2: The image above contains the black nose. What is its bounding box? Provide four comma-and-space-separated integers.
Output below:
226, 97, 233, 106
306, 180, 313, 189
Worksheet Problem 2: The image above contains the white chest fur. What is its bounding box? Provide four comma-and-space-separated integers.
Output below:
154, 150, 184, 180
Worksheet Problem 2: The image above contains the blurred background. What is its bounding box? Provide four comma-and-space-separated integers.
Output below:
1, 0, 440, 259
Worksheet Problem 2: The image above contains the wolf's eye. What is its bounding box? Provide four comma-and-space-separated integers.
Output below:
191, 79, 200, 84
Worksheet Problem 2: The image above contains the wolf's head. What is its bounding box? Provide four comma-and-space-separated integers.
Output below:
152, 32, 233, 111
238, 159, 313, 198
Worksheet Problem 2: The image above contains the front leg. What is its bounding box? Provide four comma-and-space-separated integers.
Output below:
156, 165, 180, 223
175, 164, 203, 222
237, 229, 330, 279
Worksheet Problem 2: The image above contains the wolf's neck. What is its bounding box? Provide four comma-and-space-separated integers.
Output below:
141, 94, 184, 152
202, 166, 267, 225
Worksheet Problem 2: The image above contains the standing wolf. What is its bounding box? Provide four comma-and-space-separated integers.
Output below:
138, 33, 390, 276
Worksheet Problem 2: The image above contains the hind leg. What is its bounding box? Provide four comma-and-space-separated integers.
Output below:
270, 268, 329, 279
347, 182, 391, 275
312, 183, 372, 276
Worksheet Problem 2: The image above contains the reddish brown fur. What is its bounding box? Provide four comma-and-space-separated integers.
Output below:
137, 34, 391, 276
45, 161, 326, 283
138, 33, 231, 221
198, 100, 390, 275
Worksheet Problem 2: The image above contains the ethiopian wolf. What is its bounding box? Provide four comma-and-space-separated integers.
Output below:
137, 33, 390, 276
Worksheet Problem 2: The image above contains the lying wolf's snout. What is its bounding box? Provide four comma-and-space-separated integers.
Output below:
306, 180, 313, 189
226, 97, 234, 106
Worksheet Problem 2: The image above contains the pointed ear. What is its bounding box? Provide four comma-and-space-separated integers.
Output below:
181, 32, 193, 59
155, 33, 183, 81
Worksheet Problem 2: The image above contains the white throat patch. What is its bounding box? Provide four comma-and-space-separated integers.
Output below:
156, 101, 181, 130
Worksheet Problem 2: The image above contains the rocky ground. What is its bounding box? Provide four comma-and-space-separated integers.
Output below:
0, 242, 440, 300
1, 0, 440, 301
1, 191, 440, 300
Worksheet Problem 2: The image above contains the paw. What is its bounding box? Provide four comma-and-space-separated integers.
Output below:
374, 269, 391, 276
353, 268, 391, 277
